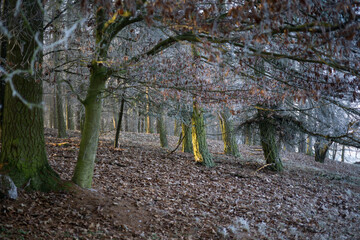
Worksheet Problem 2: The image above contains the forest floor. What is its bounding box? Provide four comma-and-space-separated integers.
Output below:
1, 129, 360, 240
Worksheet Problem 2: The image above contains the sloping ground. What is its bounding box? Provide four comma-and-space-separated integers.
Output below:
1, 129, 359, 239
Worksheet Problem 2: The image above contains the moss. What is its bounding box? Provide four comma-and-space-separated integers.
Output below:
219, 109, 241, 158
191, 102, 215, 167
258, 108, 283, 172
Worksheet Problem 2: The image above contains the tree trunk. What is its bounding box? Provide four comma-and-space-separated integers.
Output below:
219, 108, 241, 157
157, 106, 168, 148
137, 107, 141, 133
124, 107, 129, 132
180, 107, 193, 153
191, 102, 214, 167
56, 82, 67, 137
48, 96, 54, 128
244, 125, 252, 145
332, 143, 338, 161
314, 138, 332, 163
66, 95, 74, 130
258, 107, 283, 172
0, 0, 8, 138
114, 96, 125, 148
76, 84, 85, 132
341, 145, 345, 162
72, 63, 108, 188
0, 0, 60, 191
52, 0, 66, 137
53, 91, 58, 129
145, 87, 154, 133
72, 4, 143, 188
306, 136, 314, 156
298, 132, 307, 153
174, 119, 180, 136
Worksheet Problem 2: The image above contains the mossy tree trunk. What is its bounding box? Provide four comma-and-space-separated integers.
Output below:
314, 137, 332, 163
306, 136, 314, 156
191, 102, 214, 167
180, 106, 193, 153
174, 119, 180, 136
72, 5, 142, 188
156, 105, 168, 148
219, 108, 241, 157
145, 87, 154, 134
72, 62, 108, 188
244, 125, 252, 145
0, 0, 8, 137
258, 107, 283, 172
0, 0, 61, 191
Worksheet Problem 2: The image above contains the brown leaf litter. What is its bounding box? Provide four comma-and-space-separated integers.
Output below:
1, 128, 359, 239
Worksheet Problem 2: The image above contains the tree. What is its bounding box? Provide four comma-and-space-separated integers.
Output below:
66, 94, 75, 130
0, 0, 8, 137
145, 87, 154, 134
114, 95, 125, 148
156, 104, 168, 148
0, 0, 61, 191
219, 108, 241, 157
72, 3, 143, 188
314, 138, 332, 163
174, 119, 180, 136
192, 101, 215, 167
181, 106, 193, 153
257, 107, 284, 172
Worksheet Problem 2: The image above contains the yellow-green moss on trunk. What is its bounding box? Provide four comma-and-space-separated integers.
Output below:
0, 0, 61, 191
191, 102, 214, 167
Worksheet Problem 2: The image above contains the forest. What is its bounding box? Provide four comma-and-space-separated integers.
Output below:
0, 0, 359, 239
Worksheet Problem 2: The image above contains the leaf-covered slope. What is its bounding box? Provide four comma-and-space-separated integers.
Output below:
1, 129, 359, 239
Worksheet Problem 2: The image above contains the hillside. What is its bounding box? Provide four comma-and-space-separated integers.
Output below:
1, 129, 360, 239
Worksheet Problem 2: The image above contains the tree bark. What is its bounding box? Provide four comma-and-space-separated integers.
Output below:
56, 82, 67, 137
0, 0, 61, 191
191, 102, 214, 167
244, 125, 252, 145
258, 107, 284, 172
314, 138, 332, 163
174, 119, 180, 136
145, 87, 154, 133
53, 91, 58, 129
124, 106, 129, 132
66, 95, 74, 130
72, 61, 108, 188
52, 0, 66, 138
0, 0, 8, 138
180, 106, 193, 153
157, 106, 168, 148
341, 145, 345, 162
306, 136, 314, 156
219, 108, 241, 157
298, 132, 307, 153
332, 143, 338, 161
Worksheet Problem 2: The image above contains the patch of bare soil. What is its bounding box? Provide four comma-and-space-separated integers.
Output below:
1, 129, 360, 239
